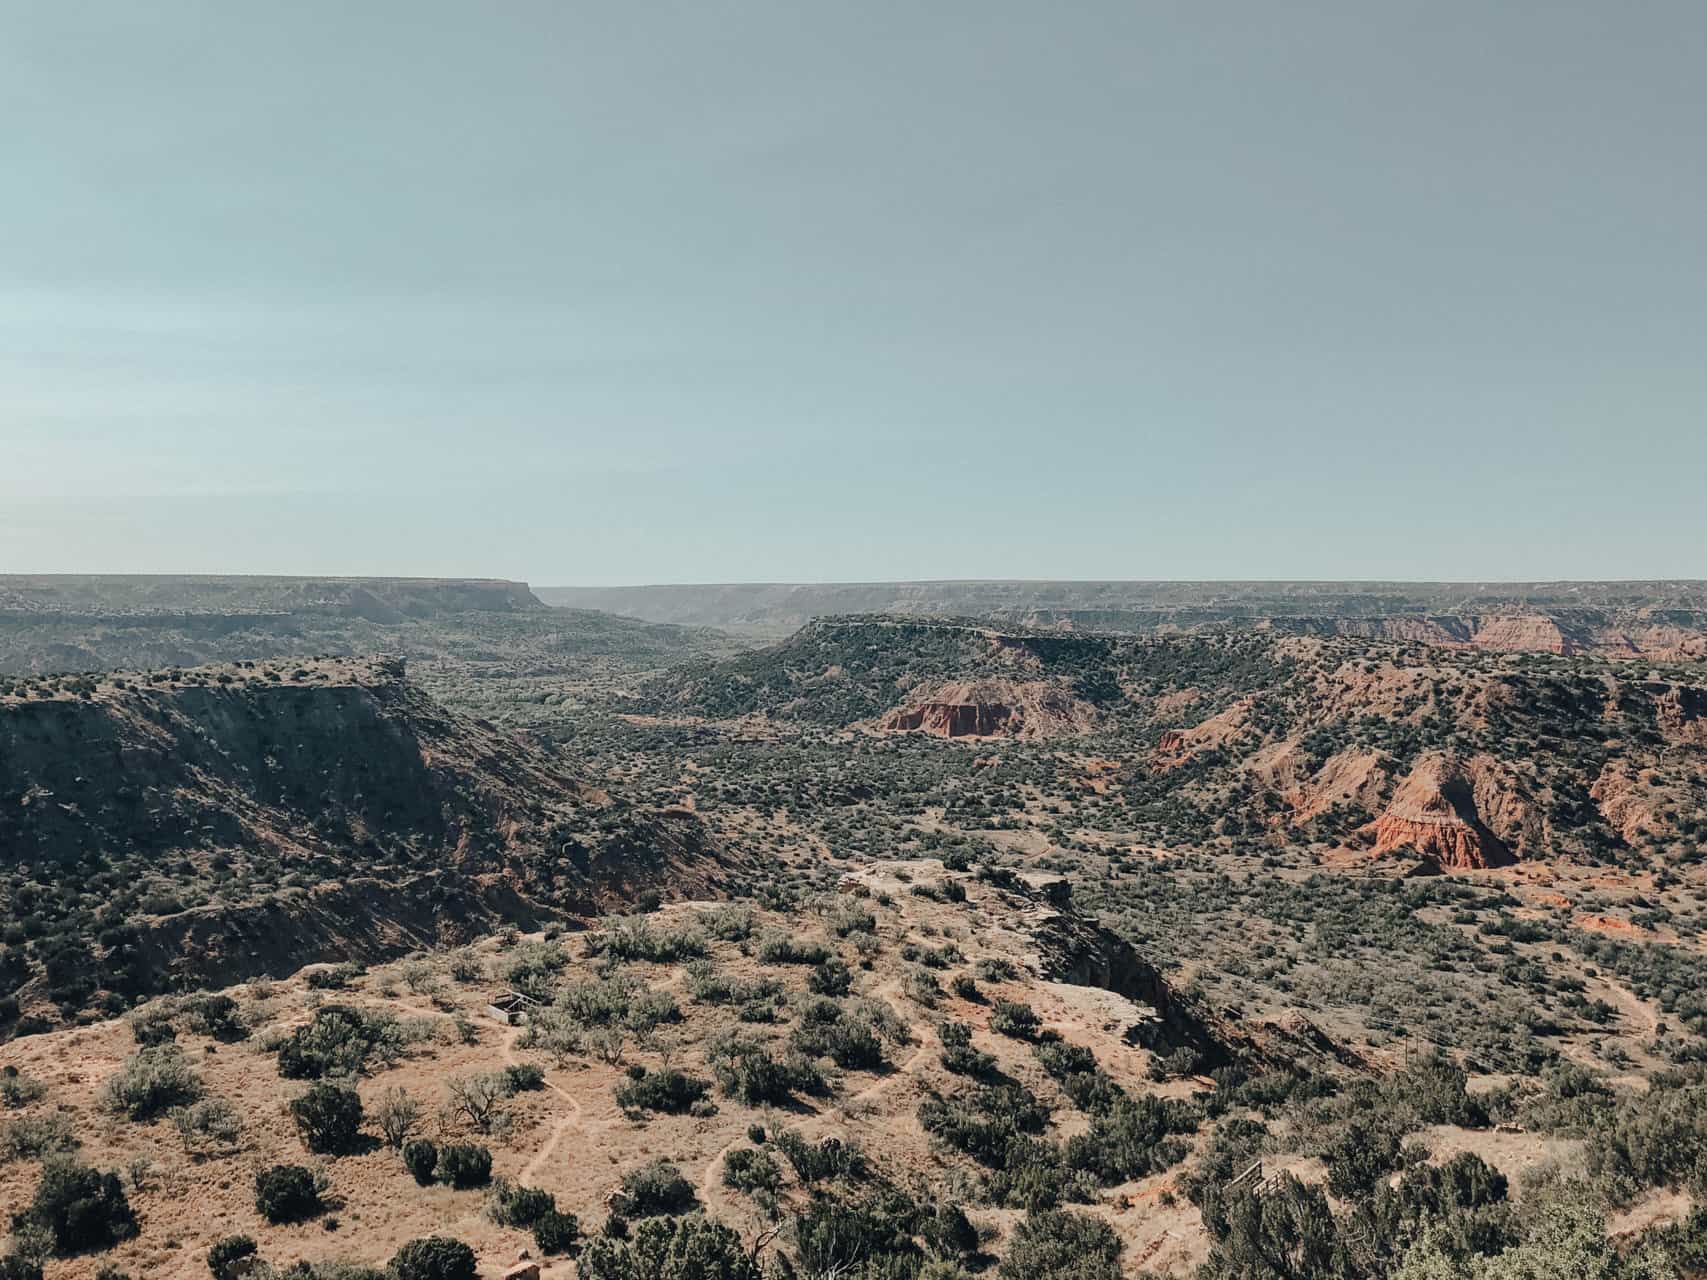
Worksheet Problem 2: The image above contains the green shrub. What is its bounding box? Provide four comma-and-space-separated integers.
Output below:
698, 904, 755, 942
289, 1083, 363, 1155
100, 1045, 202, 1121
182, 994, 247, 1042
722, 1146, 782, 1196
808, 958, 853, 996
774, 1131, 866, 1184
533, 1208, 580, 1255
486, 1178, 555, 1228
435, 1143, 492, 1190
1323, 1116, 1404, 1201
1063, 1095, 1197, 1185
389, 1236, 478, 1280
708, 1035, 826, 1105
790, 1013, 886, 1071
275, 1005, 395, 1079
928, 1202, 979, 1258
502, 1063, 545, 1093
305, 963, 364, 991
614, 1067, 711, 1116
21, 1157, 138, 1255
255, 1164, 322, 1224
1, 1112, 78, 1162
0, 1069, 47, 1110
592, 917, 706, 963
613, 1159, 696, 1217
577, 1215, 760, 1280
756, 933, 832, 965
794, 1196, 924, 1276
939, 1022, 997, 1079
684, 962, 783, 1008
206, 1234, 257, 1278
402, 1138, 438, 1184
919, 1084, 1050, 1167
990, 1002, 1041, 1040
998, 1209, 1122, 1279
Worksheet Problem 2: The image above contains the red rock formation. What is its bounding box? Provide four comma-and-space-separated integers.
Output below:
1652, 683, 1707, 747
1148, 729, 1191, 774
885, 701, 1014, 737
1469, 615, 1579, 655
1370, 754, 1514, 870
1591, 761, 1660, 844
876, 680, 1094, 740
1245, 742, 1393, 824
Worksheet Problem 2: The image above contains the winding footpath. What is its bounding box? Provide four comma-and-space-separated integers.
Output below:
502, 1024, 587, 1185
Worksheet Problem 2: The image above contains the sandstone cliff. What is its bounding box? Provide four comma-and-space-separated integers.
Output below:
1369, 753, 1522, 870
876, 679, 1097, 740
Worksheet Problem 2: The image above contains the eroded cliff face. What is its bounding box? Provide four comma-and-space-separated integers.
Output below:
1369, 753, 1520, 869
876, 679, 1096, 740
0, 657, 720, 1014
1029, 903, 1235, 1067
0, 656, 590, 867
1652, 682, 1707, 747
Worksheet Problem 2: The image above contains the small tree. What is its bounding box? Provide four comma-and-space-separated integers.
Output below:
289, 1082, 363, 1155
21, 1158, 138, 1256
402, 1138, 439, 1185
375, 1086, 421, 1149
445, 1073, 509, 1133
254, 1164, 321, 1224
534, 1208, 580, 1255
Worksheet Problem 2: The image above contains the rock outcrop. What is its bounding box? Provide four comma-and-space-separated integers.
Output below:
1029, 904, 1234, 1068
876, 679, 1095, 740
1246, 743, 1394, 823
1370, 753, 1515, 870
1591, 761, 1662, 845
1651, 682, 1707, 747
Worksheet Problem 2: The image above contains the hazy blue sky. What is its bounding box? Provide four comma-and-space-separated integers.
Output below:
3, 1, 1703, 584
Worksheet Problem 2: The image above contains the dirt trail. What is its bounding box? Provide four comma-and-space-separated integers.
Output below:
502, 1023, 587, 1185
1598, 978, 1662, 1040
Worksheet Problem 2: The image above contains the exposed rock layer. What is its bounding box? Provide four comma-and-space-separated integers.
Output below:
1370, 754, 1515, 869
877, 679, 1096, 740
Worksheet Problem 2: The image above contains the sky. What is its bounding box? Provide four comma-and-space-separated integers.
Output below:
2, 1, 1704, 586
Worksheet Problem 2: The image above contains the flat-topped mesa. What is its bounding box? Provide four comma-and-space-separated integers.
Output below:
0, 574, 542, 617
876, 679, 1096, 740
1370, 753, 1513, 870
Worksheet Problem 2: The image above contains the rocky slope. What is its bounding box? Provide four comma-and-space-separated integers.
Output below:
0, 657, 724, 1025
642, 615, 1706, 870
